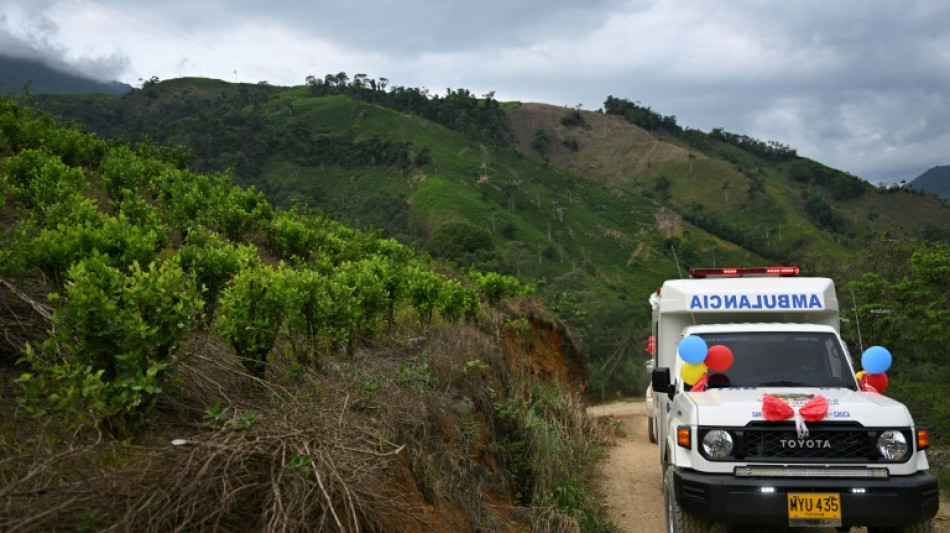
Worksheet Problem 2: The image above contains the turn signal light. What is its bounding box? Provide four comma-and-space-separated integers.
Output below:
917, 429, 931, 450
677, 426, 691, 448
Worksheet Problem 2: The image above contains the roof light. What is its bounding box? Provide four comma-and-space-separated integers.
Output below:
689, 266, 800, 278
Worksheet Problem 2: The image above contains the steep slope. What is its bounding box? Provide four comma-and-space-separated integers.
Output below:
505, 102, 950, 274
909, 165, 950, 200
0, 97, 607, 531
506, 103, 691, 183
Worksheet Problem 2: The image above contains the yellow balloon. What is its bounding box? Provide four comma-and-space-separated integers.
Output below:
680, 362, 707, 384
855, 370, 866, 380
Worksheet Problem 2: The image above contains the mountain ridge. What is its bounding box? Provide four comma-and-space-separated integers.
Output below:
909, 165, 950, 200
0, 55, 132, 96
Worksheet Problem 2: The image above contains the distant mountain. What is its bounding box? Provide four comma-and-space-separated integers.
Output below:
908, 165, 950, 200
0, 55, 131, 96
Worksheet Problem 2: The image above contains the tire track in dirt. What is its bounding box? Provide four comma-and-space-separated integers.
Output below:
588, 402, 664, 532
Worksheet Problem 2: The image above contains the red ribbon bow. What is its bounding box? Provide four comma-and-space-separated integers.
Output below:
762, 393, 828, 438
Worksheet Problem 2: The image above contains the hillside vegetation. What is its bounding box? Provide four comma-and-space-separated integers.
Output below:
0, 97, 613, 531
31, 75, 950, 399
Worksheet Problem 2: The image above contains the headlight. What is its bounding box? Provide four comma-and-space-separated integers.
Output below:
876, 430, 909, 461
702, 429, 734, 459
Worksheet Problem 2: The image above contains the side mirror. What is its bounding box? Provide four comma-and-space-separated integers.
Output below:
652, 367, 673, 397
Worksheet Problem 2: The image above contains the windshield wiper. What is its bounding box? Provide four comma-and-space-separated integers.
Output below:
758, 380, 811, 387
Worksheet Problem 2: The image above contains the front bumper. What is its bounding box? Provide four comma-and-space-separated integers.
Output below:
673, 468, 939, 528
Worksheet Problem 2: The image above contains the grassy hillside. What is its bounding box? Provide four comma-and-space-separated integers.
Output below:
31, 76, 950, 399
0, 96, 614, 531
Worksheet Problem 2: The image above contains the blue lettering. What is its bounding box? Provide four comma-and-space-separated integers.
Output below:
751, 295, 763, 309
752, 410, 762, 418
689, 293, 822, 310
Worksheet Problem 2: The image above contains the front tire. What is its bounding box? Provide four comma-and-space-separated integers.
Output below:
663, 468, 715, 533
648, 415, 657, 443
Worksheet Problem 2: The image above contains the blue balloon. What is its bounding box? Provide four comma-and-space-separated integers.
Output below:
678, 335, 709, 364
862, 346, 892, 374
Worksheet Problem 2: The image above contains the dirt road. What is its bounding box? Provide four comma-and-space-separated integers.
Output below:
588, 402, 949, 533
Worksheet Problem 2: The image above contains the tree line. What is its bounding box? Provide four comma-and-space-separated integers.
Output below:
306, 72, 509, 143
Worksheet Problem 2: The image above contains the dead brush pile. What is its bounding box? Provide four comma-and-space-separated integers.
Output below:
0, 307, 604, 532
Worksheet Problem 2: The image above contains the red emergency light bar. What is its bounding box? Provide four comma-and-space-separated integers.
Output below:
689, 266, 800, 278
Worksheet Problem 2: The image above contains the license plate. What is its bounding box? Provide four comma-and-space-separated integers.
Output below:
787, 492, 842, 527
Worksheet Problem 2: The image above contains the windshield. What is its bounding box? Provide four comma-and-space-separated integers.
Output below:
695, 331, 857, 390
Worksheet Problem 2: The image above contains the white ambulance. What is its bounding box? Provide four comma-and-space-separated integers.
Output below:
650, 267, 938, 532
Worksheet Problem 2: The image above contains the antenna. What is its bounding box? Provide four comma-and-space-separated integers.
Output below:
850, 288, 864, 353
670, 244, 698, 325
670, 244, 685, 280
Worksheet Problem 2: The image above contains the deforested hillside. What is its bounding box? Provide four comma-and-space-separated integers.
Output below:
0, 97, 612, 532
506, 100, 950, 274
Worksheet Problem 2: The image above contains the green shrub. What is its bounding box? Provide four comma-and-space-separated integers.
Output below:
327, 258, 389, 352
6, 148, 87, 208
435, 278, 480, 322
100, 145, 160, 201
265, 209, 319, 261
17, 254, 201, 432
177, 227, 259, 312
27, 210, 162, 287
404, 263, 444, 328
471, 271, 530, 307
217, 264, 290, 377
283, 267, 333, 365
424, 221, 494, 265
213, 184, 273, 241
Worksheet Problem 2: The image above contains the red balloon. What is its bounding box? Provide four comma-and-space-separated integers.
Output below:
705, 345, 734, 372
862, 372, 888, 393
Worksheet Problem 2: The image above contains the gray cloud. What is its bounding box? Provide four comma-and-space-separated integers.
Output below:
162, 0, 634, 56
1, 0, 948, 183
0, 4, 128, 81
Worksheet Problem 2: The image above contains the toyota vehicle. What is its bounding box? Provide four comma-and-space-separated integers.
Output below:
650, 267, 938, 532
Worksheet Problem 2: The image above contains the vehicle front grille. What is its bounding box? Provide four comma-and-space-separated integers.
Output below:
700, 423, 913, 463
742, 424, 868, 461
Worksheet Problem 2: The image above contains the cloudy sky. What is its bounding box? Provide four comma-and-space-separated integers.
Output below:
2, 0, 948, 185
